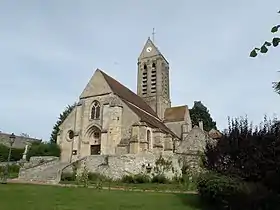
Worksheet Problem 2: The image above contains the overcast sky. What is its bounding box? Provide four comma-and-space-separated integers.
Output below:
0, 0, 279, 140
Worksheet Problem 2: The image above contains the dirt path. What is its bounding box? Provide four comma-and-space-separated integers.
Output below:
7, 179, 197, 194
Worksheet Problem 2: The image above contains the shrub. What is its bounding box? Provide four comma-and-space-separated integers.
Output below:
151, 174, 169, 184
197, 171, 245, 210
121, 174, 150, 184
26, 142, 61, 160
134, 174, 150, 183
0, 164, 20, 174
88, 172, 109, 182
61, 172, 75, 181
0, 144, 24, 162
121, 175, 135, 183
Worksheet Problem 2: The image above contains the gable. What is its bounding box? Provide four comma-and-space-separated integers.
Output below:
59, 106, 77, 131
138, 38, 169, 63
79, 69, 112, 99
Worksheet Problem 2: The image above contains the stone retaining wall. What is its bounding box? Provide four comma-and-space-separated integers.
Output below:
63, 153, 182, 180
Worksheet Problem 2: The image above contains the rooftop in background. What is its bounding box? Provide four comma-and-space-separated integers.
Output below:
0, 132, 42, 149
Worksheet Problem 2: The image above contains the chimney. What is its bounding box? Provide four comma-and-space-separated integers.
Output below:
199, 121, 204, 131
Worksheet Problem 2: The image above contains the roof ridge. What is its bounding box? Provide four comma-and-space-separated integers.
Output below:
99, 69, 158, 117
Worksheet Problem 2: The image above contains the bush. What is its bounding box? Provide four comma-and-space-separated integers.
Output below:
151, 174, 169, 184
26, 142, 61, 160
134, 174, 150, 183
121, 174, 151, 184
0, 144, 24, 162
61, 172, 75, 181
121, 175, 135, 183
197, 171, 245, 210
88, 172, 109, 182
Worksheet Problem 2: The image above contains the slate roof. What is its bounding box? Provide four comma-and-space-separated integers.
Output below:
99, 70, 178, 138
164, 105, 188, 122
0, 132, 42, 149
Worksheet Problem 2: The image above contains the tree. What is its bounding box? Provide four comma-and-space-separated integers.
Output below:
204, 116, 280, 192
26, 141, 61, 160
189, 101, 217, 132
250, 11, 280, 94
199, 117, 280, 209
50, 103, 76, 144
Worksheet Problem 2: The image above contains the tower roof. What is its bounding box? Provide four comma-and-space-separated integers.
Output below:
138, 37, 169, 63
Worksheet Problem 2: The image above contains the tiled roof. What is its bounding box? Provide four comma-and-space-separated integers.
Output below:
164, 106, 187, 122
99, 70, 178, 138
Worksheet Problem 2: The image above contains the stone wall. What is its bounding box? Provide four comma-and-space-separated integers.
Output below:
63, 153, 182, 180
21, 156, 59, 169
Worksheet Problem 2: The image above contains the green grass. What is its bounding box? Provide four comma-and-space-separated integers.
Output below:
0, 184, 202, 210
61, 180, 197, 192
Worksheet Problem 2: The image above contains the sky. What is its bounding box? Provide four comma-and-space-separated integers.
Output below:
0, 0, 279, 140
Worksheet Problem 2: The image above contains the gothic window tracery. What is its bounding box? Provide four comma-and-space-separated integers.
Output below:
91, 100, 100, 119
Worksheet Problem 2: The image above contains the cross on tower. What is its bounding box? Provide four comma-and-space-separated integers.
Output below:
152, 28, 156, 42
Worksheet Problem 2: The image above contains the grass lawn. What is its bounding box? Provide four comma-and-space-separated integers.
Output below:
0, 184, 202, 210
61, 180, 197, 192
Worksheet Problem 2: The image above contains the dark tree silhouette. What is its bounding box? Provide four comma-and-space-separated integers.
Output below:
50, 103, 76, 144
189, 101, 217, 132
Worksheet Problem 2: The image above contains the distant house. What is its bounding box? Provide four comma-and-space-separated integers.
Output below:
0, 132, 42, 149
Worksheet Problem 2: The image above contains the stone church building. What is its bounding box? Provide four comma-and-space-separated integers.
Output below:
57, 38, 217, 163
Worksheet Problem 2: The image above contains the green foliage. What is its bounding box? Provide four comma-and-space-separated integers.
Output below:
250, 11, 280, 94
26, 142, 61, 161
151, 174, 169, 184
189, 101, 217, 131
61, 172, 76, 181
197, 171, 246, 210
0, 164, 20, 179
50, 103, 76, 143
201, 116, 280, 209
0, 164, 20, 174
0, 144, 24, 162
121, 173, 151, 184
76, 166, 89, 187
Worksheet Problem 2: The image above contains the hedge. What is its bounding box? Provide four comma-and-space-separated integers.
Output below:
0, 144, 24, 162
197, 171, 280, 210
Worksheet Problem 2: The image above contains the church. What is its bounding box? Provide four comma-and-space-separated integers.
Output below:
57, 37, 214, 163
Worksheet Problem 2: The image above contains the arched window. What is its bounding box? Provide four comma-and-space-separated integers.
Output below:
152, 62, 156, 68
91, 100, 100, 119
144, 64, 147, 70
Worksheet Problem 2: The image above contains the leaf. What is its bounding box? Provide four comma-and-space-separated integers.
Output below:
260, 45, 268, 53
272, 37, 280, 47
250, 49, 258, 57
264, 41, 272, 46
271, 25, 280, 33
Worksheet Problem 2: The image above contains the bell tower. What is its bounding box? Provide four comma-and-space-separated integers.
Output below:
137, 37, 171, 120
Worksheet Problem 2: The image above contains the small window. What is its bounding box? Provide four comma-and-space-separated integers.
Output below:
144, 64, 147, 70
68, 130, 74, 140
152, 63, 156, 68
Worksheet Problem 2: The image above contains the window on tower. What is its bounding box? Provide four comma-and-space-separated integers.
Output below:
144, 64, 147, 70
152, 62, 156, 69
142, 69, 147, 95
